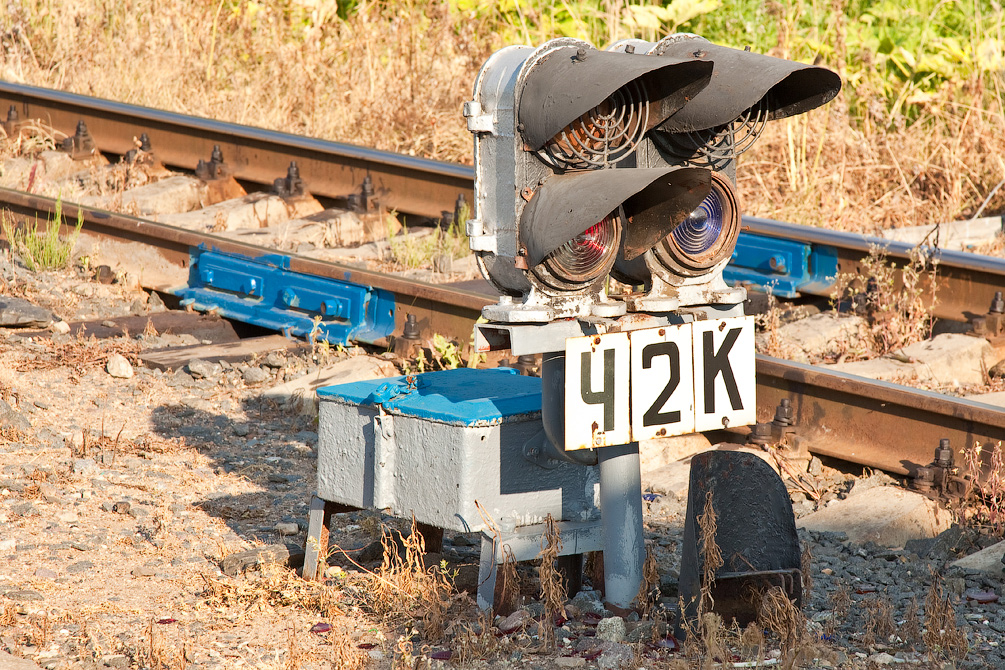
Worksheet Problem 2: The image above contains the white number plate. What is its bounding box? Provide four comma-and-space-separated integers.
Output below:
564, 316, 756, 450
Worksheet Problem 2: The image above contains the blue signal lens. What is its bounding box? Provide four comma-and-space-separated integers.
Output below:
671, 191, 725, 256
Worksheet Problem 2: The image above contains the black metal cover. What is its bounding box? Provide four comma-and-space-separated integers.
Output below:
519, 167, 711, 267
518, 45, 713, 151
655, 38, 841, 133
676, 449, 802, 636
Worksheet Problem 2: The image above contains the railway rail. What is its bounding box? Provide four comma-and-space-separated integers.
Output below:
2, 82, 1005, 484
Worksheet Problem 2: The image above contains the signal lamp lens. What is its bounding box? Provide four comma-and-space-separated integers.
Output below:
534, 214, 621, 290
672, 190, 726, 255
652, 172, 739, 277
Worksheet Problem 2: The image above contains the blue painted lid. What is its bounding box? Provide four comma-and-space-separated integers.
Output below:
317, 368, 542, 426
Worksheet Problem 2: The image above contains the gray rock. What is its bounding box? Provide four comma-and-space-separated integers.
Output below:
242, 366, 269, 384
0, 296, 53, 328
4, 589, 43, 601
187, 358, 222, 380
105, 353, 134, 379
66, 561, 94, 574
596, 616, 626, 642
274, 522, 299, 536
596, 641, 633, 670
72, 458, 98, 475
232, 423, 250, 437
0, 399, 30, 432
264, 352, 286, 369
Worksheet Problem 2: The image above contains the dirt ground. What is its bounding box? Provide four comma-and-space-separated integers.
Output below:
3, 251, 1004, 670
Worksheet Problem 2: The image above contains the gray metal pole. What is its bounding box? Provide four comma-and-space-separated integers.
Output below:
598, 441, 644, 611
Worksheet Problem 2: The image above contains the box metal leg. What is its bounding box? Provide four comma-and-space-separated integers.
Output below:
303, 496, 355, 581
475, 519, 603, 612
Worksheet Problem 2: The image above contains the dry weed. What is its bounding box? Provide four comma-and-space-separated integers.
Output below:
902, 596, 922, 646
758, 585, 803, 656
698, 611, 727, 669
800, 542, 813, 600
739, 621, 765, 660
536, 514, 566, 650
830, 245, 935, 359
862, 595, 896, 646
0, 602, 18, 626
960, 440, 1005, 532
329, 619, 367, 670
923, 572, 969, 661
637, 543, 660, 619
698, 490, 723, 614
13, 336, 141, 374
496, 545, 521, 616
452, 612, 502, 665
829, 583, 852, 618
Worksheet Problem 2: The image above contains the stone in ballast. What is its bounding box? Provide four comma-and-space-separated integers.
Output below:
105, 352, 134, 379
950, 539, 1005, 577
639, 433, 712, 473
796, 485, 952, 547
642, 445, 779, 501
159, 192, 295, 232
826, 333, 995, 386
756, 313, 866, 363
78, 174, 207, 216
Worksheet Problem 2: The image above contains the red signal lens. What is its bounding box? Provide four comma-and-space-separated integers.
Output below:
534, 214, 621, 290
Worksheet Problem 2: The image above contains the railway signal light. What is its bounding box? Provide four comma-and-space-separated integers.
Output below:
465, 36, 841, 322
610, 35, 841, 312
464, 38, 714, 322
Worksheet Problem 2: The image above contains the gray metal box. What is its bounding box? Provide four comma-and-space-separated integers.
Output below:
316, 368, 600, 533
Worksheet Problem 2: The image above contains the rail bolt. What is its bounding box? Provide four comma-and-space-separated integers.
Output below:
934, 438, 954, 469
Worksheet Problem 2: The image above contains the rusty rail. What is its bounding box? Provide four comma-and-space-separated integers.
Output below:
0, 82, 473, 221
752, 355, 1005, 476
0, 188, 489, 346
3, 82, 1005, 324
5, 85, 1005, 478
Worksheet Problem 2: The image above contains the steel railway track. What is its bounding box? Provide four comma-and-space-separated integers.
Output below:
2, 82, 1005, 481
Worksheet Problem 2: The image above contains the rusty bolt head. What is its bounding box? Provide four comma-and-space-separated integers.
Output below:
935, 439, 953, 469
991, 291, 1005, 314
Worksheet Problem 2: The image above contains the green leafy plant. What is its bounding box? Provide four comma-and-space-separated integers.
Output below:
1, 198, 84, 271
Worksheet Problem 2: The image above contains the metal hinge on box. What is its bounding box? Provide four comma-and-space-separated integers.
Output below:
174, 246, 395, 345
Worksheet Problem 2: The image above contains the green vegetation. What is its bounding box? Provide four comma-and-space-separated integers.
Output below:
1, 198, 83, 271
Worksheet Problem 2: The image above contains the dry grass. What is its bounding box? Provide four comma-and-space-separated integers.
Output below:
12, 335, 141, 374
758, 585, 804, 660
923, 572, 969, 661
822, 244, 937, 360
741, 97, 1005, 233
861, 595, 896, 646
698, 490, 723, 614
1, 0, 489, 163
960, 440, 1005, 532
536, 514, 566, 651
0, 2, 1001, 234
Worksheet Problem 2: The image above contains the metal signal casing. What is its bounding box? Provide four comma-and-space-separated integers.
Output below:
464, 38, 714, 323
606, 35, 841, 313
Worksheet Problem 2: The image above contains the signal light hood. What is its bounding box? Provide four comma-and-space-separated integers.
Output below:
519, 167, 711, 267
654, 37, 842, 133
518, 44, 713, 152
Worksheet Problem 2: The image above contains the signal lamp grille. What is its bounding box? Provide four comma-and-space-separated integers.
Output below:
654, 98, 768, 169
537, 82, 649, 170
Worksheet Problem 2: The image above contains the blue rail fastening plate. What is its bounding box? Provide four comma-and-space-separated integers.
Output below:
724, 231, 838, 298
173, 246, 396, 345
